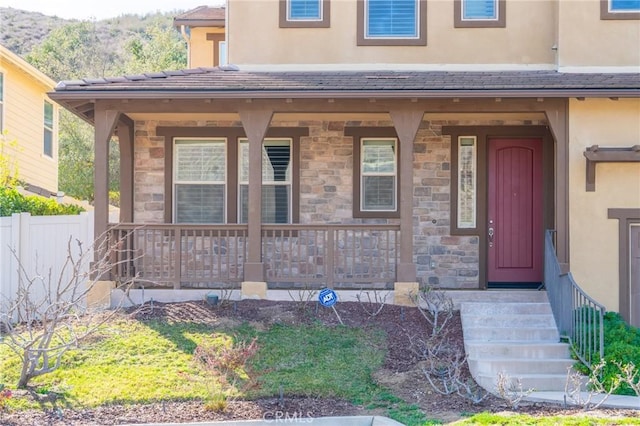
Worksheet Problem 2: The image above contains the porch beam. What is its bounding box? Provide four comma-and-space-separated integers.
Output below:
116, 115, 134, 223
239, 108, 274, 282
94, 105, 120, 275
390, 109, 424, 282
543, 100, 570, 270
95, 98, 561, 115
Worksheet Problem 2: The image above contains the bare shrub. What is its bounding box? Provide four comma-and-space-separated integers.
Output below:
615, 361, 640, 396
355, 290, 389, 318
409, 285, 487, 404
564, 361, 622, 410
495, 371, 534, 409
187, 334, 260, 411
0, 233, 136, 388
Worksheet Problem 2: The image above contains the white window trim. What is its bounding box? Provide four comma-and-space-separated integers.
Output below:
364, 0, 420, 40
238, 138, 294, 224
173, 137, 228, 223
43, 100, 54, 158
360, 137, 398, 213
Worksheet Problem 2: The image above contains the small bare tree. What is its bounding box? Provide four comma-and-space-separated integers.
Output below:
564, 361, 623, 410
411, 285, 454, 338
409, 285, 487, 403
0, 232, 137, 388
495, 371, 534, 409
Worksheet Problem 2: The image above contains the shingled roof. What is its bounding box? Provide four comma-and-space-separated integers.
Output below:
173, 6, 225, 27
53, 68, 640, 98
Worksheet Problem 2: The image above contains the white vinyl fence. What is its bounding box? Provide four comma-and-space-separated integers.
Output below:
0, 212, 94, 320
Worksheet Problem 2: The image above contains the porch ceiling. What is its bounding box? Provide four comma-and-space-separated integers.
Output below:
49, 68, 639, 124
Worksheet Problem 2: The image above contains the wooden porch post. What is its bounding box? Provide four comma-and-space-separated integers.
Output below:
239, 108, 273, 285
116, 116, 134, 223
93, 104, 120, 276
544, 100, 570, 271
390, 109, 423, 286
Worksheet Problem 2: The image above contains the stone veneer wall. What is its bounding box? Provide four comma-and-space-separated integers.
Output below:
133, 118, 546, 290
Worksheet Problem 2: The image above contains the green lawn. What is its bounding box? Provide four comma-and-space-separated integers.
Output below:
1, 316, 638, 426
0, 316, 431, 423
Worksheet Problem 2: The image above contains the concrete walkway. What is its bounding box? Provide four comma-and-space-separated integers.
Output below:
527, 391, 639, 409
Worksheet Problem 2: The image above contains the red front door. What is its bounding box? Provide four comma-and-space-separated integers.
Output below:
487, 138, 544, 284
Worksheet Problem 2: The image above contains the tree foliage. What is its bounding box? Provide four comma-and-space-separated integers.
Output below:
121, 19, 187, 74
25, 18, 187, 202
26, 21, 117, 81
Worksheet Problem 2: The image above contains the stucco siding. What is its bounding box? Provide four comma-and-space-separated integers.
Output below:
228, 0, 555, 67
558, 0, 640, 68
1, 62, 58, 193
569, 98, 640, 312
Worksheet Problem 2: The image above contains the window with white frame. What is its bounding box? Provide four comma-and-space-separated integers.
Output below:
457, 136, 477, 229
360, 138, 397, 212
280, 0, 330, 27
219, 41, 227, 66
173, 138, 226, 223
239, 139, 292, 224
454, 0, 505, 27
602, 0, 640, 18
43, 101, 54, 158
358, 0, 426, 45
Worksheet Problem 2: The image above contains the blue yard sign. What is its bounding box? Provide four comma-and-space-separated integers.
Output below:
318, 288, 337, 307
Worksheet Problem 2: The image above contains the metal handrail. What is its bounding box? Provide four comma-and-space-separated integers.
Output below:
544, 230, 605, 368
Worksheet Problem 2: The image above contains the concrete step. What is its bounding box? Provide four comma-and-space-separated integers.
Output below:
474, 373, 573, 392
468, 357, 575, 375
463, 326, 560, 342
465, 341, 571, 359
460, 302, 553, 315
462, 313, 557, 328
446, 290, 549, 308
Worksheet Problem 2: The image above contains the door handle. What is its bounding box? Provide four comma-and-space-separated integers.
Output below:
488, 227, 494, 247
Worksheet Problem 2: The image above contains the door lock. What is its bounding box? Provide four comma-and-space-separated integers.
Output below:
488, 227, 494, 248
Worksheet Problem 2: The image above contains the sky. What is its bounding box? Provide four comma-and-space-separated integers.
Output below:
0, 0, 225, 20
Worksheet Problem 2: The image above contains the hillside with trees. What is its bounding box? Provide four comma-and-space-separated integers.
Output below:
1, 7, 190, 202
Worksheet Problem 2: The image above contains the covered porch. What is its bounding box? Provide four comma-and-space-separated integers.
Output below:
49, 69, 588, 295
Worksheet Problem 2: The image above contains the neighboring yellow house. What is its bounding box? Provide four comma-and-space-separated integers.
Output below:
173, 6, 226, 68
52, 0, 640, 327
0, 43, 58, 195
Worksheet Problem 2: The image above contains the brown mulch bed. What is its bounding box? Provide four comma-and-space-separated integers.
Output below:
2, 299, 638, 425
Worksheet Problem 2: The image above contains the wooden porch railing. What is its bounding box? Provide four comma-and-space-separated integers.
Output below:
107, 223, 400, 289
263, 224, 399, 288
108, 224, 248, 289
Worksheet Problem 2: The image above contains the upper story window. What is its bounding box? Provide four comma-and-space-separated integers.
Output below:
357, 0, 427, 45
43, 100, 54, 158
173, 138, 227, 224
0, 72, 4, 131
601, 0, 640, 19
219, 41, 227, 66
280, 0, 330, 28
454, 0, 506, 28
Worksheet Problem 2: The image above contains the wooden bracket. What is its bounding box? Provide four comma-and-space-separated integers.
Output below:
584, 145, 640, 191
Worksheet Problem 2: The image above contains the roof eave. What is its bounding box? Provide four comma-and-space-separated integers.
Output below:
173, 19, 225, 28
48, 88, 640, 101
